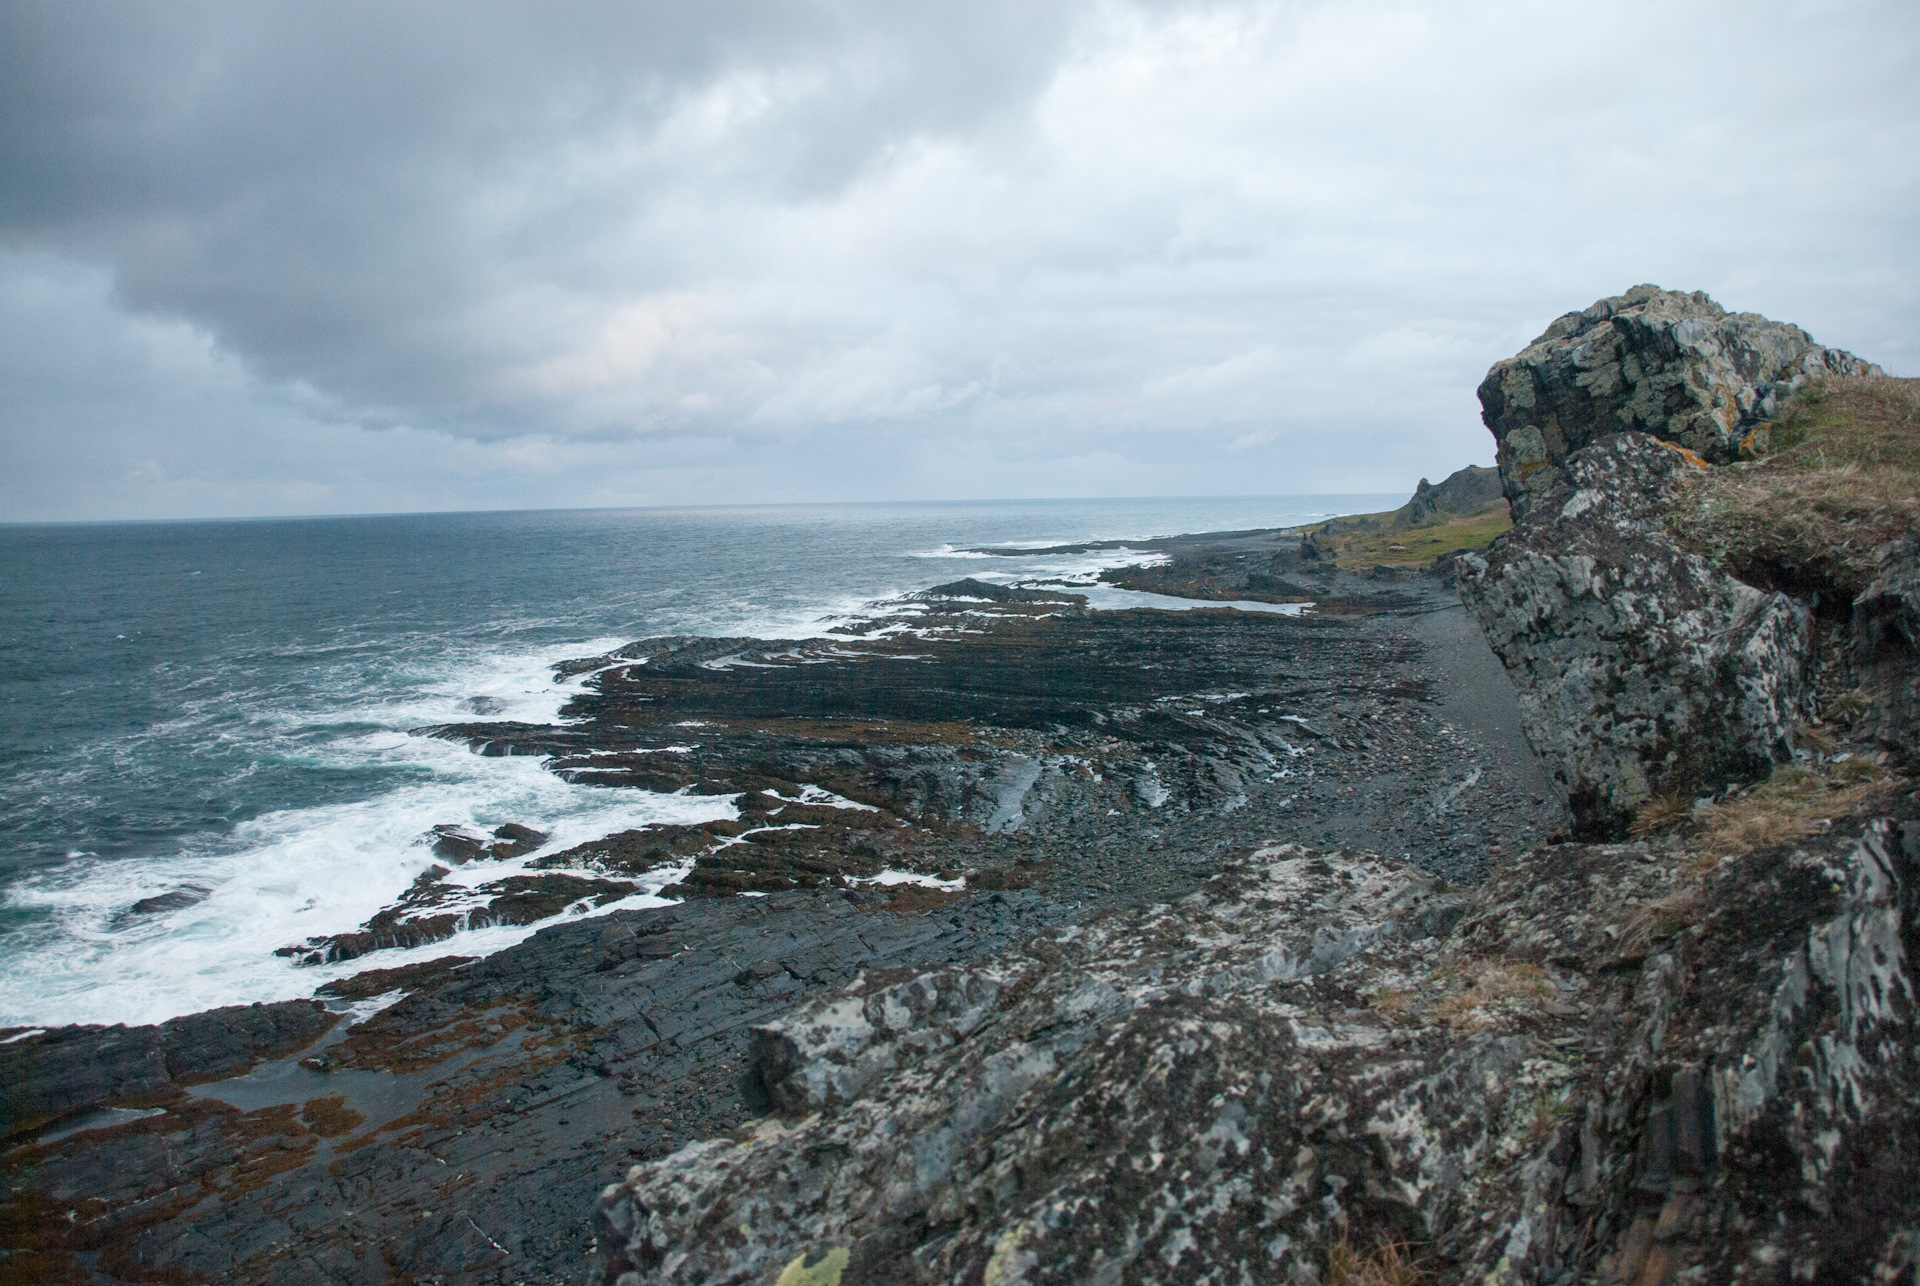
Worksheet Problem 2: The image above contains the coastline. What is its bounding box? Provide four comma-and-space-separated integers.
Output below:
0, 520, 1563, 1284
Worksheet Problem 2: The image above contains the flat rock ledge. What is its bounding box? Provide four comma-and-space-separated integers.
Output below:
594, 815, 1918, 1285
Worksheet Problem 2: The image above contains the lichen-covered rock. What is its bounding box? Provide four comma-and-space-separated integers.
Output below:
593, 818, 1918, 1286
1480, 285, 1879, 517
1458, 433, 1809, 836
591, 845, 1528, 1286
1856, 536, 1920, 765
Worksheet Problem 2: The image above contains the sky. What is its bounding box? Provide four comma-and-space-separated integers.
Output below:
1, 0, 1915, 522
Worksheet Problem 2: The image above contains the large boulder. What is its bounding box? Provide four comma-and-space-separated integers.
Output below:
1457, 433, 1809, 836
1480, 285, 1879, 517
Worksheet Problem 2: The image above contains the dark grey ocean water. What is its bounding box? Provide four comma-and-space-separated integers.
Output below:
0, 497, 1395, 1025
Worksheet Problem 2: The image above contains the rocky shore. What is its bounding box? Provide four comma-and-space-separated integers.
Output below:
5, 286, 1916, 1286
1, 517, 1555, 1284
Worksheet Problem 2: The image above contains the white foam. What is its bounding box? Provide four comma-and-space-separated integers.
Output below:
1069, 585, 1312, 615
0, 735, 736, 1027
766, 784, 880, 812
2, 502, 1382, 1030
849, 870, 966, 891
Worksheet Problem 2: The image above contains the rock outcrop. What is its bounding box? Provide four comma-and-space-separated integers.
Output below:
1856, 536, 1920, 765
1458, 434, 1810, 836
1480, 285, 1879, 517
595, 815, 1919, 1285
1393, 463, 1504, 530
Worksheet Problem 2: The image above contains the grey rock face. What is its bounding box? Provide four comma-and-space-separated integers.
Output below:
1855, 536, 1920, 764
1458, 433, 1809, 836
594, 820, 1920, 1285
1479, 284, 1879, 517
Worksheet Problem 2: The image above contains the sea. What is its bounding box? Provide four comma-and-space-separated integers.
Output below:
0, 496, 1397, 1029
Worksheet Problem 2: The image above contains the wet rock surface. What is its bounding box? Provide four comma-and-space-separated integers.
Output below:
0, 534, 1559, 1285
1, 1000, 340, 1141
1480, 285, 1880, 516
0, 889, 1066, 1285
1459, 433, 1811, 837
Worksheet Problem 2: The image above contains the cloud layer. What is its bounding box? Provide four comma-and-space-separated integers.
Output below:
3, 0, 1916, 519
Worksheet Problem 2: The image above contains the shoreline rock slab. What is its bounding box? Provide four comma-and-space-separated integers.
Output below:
0, 542, 1564, 1284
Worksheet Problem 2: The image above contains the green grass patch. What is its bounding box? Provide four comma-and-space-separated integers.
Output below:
1302, 506, 1513, 570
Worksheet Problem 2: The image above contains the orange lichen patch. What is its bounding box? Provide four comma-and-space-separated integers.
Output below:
300, 1096, 366, 1139
1651, 438, 1712, 470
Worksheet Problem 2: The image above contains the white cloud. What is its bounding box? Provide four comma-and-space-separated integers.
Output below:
1, 0, 1914, 519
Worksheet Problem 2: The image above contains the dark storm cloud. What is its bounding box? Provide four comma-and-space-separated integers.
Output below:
0, 1, 1083, 429
0, 0, 1916, 519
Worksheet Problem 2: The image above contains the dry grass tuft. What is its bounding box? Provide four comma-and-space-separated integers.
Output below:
1628, 792, 1694, 837
1429, 960, 1553, 1028
1327, 1234, 1423, 1286
1680, 375, 1920, 595
1791, 719, 1840, 756
1617, 885, 1708, 954
1692, 763, 1890, 858
1367, 985, 1416, 1022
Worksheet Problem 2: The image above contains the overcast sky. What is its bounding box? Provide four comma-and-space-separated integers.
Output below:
2, 0, 1915, 521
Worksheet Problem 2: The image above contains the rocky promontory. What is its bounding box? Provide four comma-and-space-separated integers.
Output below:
592, 291, 1918, 1285
1481, 284, 1880, 516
